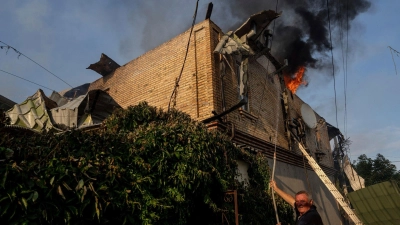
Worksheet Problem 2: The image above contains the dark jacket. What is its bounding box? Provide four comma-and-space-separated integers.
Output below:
295, 205, 323, 225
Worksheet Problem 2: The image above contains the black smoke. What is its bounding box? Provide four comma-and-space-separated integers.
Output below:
117, 0, 371, 76
211, 0, 372, 74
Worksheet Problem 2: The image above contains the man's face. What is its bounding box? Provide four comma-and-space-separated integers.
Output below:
295, 193, 312, 215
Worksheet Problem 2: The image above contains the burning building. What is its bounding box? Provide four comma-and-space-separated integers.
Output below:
87, 9, 355, 224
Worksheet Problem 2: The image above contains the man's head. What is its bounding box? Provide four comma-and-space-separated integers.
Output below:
295, 190, 313, 215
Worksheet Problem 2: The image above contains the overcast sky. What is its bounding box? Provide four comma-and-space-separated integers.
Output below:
1, 1, 399, 169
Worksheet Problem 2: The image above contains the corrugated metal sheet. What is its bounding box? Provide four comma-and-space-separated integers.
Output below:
50, 89, 121, 129
343, 155, 365, 191
49, 91, 69, 107
6, 89, 59, 132
6, 89, 120, 132
348, 181, 400, 225
58, 83, 90, 99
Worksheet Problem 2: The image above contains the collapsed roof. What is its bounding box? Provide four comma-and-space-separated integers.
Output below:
50, 89, 121, 129
6, 89, 58, 132
5, 89, 121, 132
214, 10, 281, 56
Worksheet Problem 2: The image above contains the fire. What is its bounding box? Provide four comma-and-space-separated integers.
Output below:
284, 66, 307, 94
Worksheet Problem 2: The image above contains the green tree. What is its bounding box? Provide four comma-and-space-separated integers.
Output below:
353, 154, 400, 186
0, 109, 10, 128
0, 102, 293, 225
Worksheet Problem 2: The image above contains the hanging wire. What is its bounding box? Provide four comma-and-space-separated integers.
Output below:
0, 40, 73, 88
337, 0, 349, 138
388, 46, 399, 75
167, 0, 199, 112
0, 69, 54, 91
326, 0, 339, 128
269, 1, 281, 225
344, 0, 349, 138
253, 0, 281, 132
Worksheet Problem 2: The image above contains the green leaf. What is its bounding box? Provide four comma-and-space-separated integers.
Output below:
32, 191, 38, 202
67, 205, 78, 216
0, 196, 9, 203
21, 197, 28, 210
80, 186, 87, 203
50, 176, 55, 186
1, 168, 7, 189
0, 202, 10, 217
57, 185, 66, 200
64, 210, 71, 225
94, 196, 100, 221
75, 179, 84, 191
62, 182, 72, 191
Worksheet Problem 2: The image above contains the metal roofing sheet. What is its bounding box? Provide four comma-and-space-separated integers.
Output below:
6, 89, 120, 132
50, 89, 121, 129
6, 89, 58, 131
49, 91, 69, 107
348, 181, 400, 225
234, 10, 281, 38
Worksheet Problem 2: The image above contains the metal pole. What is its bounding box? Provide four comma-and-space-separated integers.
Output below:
271, 151, 280, 224
234, 190, 239, 225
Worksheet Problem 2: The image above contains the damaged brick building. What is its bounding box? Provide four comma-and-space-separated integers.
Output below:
88, 10, 348, 224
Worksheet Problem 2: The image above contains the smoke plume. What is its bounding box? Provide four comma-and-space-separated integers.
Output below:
212, 0, 371, 74
119, 0, 371, 77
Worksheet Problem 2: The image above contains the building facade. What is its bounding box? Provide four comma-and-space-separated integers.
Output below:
88, 13, 344, 224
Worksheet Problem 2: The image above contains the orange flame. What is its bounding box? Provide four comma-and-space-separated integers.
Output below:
284, 66, 307, 94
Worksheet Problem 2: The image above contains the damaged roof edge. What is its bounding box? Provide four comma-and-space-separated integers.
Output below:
234, 10, 281, 39
87, 53, 121, 77
326, 122, 342, 140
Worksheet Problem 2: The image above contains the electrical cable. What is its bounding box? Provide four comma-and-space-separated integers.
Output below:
269, 1, 281, 225
344, 0, 349, 138
326, 0, 339, 128
337, 0, 349, 138
167, 0, 199, 112
0, 69, 54, 91
0, 40, 73, 88
253, 1, 280, 132
388, 46, 399, 75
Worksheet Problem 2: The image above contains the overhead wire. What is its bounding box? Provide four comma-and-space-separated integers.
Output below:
337, 0, 349, 138
0, 40, 73, 88
267, 1, 281, 225
344, 0, 349, 138
167, 0, 199, 112
253, 1, 280, 132
388, 46, 399, 75
326, 0, 339, 128
0, 69, 54, 91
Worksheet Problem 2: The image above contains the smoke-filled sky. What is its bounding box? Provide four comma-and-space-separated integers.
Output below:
1, 0, 400, 169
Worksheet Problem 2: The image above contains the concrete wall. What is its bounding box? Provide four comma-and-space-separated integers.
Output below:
271, 159, 343, 225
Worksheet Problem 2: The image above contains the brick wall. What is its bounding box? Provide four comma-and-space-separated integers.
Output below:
89, 19, 220, 121
88, 18, 334, 168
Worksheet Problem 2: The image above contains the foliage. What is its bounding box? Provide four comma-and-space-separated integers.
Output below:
353, 154, 400, 186
0, 109, 10, 128
0, 102, 293, 224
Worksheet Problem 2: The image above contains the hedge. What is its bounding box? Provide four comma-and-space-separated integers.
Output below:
0, 102, 293, 224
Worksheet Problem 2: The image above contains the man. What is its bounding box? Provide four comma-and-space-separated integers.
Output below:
270, 180, 323, 225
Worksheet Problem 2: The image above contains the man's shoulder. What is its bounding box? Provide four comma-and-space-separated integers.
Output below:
301, 207, 323, 224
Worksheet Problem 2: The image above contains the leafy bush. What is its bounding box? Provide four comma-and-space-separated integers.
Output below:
0, 102, 293, 224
